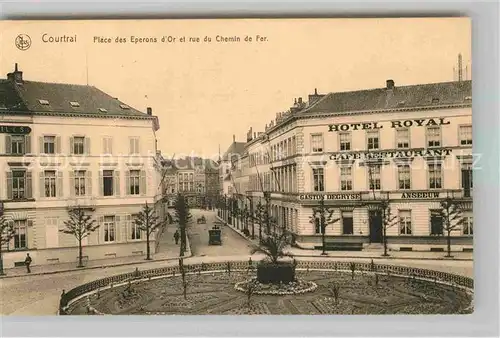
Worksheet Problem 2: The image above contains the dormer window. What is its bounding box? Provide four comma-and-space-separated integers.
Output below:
38, 99, 50, 105
120, 104, 130, 110
431, 98, 440, 104
397, 100, 406, 107
98, 108, 108, 113
465, 96, 472, 101
70, 101, 80, 107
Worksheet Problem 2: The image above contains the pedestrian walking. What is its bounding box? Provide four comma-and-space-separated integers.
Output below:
174, 230, 180, 245
24, 253, 32, 273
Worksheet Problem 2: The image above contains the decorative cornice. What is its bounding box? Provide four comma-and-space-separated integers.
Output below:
1, 110, 154, 121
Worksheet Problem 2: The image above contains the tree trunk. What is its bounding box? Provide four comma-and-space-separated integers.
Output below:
146, 233, 151, 260
78, 239, 84, 268
446, 230, 452, 257
321, 225, 327, 255
0, 241, 4, 275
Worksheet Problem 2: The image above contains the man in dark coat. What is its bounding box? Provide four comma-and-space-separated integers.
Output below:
24, 253, 32, 273
173, 230, 180, 245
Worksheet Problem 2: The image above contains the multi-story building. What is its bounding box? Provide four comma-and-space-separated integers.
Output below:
232, 79, 473, 252
219, 135, 246, 197
161, 156, 219, 208
0, 64, 162, 267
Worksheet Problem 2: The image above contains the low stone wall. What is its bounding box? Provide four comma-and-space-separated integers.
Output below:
58, 259, 474, 315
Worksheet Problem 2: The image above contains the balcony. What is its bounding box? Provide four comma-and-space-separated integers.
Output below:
67, 196, 97, 211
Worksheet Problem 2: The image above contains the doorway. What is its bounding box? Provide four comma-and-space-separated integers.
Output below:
369, 210, 383, 243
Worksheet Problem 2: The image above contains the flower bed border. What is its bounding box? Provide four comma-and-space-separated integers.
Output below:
59, 260, 474, 315
234, 278, 317, 295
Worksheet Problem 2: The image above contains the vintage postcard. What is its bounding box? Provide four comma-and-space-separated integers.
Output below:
0, 18, 473, 316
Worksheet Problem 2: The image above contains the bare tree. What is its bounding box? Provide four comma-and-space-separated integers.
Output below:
0, 215, 15, 275
60, 206, 99, 268
379, 199, 398, 257
309, 195, 340, 255
134, 202, 163, 260
246, 279, 259, 307
437, 196, 465, 257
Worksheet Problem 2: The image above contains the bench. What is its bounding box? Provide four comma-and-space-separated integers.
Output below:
315, 242, 364, 251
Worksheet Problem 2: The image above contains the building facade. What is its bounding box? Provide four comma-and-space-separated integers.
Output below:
230, 79, 473, 252
0, 64, 162, 268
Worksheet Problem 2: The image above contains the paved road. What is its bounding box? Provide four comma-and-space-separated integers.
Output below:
0, 209, 472, 315
187, 209, 254, 258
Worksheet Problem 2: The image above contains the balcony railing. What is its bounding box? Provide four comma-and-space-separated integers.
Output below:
67, 196, 97, 210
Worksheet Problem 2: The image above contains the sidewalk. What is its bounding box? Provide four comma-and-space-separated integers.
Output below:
217, 216, 474, 261
0, 223, 192, 279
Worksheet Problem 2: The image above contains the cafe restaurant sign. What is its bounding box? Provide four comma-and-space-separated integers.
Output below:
329, 148, 452, 161
299, 193, 362, 201
0, 125, 32, 134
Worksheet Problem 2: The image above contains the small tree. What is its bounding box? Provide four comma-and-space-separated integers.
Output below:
172, 194, 193, 257
379, 199, 398, 257
134, 202, 163, 260
438, 196, 465, 257
349, 262, 356, 280
328, 282, 340, 304
309, 195, 340, 255
0, 215, 15, 275
60, 206, 99, 268
254, 200, 265, 243
246, 279, 259, 307
251, 230, 293, 264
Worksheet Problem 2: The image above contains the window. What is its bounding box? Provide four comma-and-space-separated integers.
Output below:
430, 211, 443, 235
103, 137, 113, 154
11, 135, 25, 155
312, 168, 324, 192
314, 217, 321, 234
103, 216, 116, 242
75, 170, 86, 196
44, 170, 57, 197
103, 170, 114, 196
70, 101, 80, 107
131, 215, 142, 240
459, 125, 472, 145
13, 220, 27, 249
98, 108, 108, 113
428, 163, 442, 189
311, 134, 323, 153
368, 165, 381, 190
463, 213, 473, 236
38, 99, 49, 105
129, 137, 140, 154
342, 211, 353, 235
396, 128, 410, 148
398, 165, 411, 189
399, 210, 412, 235
340, 167, 352, 191
120, 104, 130, 110
461, 163, 473, 196
129, 170, 140, 195
73, 136, 85, 155
43, 136, 55, 154
12, 170, 26, 199
366, 131, 379, 150
339, 132, 351, 151
426, 127, 441, 147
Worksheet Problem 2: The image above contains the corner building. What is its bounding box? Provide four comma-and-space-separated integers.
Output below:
0, 64, 162, 267
243, 79, 473, 252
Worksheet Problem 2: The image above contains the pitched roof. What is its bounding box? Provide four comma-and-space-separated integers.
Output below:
303, 80, 472, 114
1, 66, 147, 117
222, 142, 246, 161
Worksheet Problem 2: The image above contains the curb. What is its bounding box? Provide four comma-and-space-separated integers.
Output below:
217, 215, 473, 262
0, 248, 194, 280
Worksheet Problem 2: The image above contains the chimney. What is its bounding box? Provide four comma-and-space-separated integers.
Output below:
146, 107, 152, 115
233, 134, 235, 143
7, 63, 23, 83
298, 97, 303, 105
254, 132, 256, 138
386, 79, 395, 89
308, 88, 324, 105
314, 88, 318, 95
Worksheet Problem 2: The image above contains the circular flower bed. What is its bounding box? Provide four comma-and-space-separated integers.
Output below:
234, 277, 317, 295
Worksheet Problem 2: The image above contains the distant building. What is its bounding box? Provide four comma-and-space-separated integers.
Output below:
0, 64, 162, 267
229, 79, 473, 252
161, 156, 219, 209
218, 135, 246, 197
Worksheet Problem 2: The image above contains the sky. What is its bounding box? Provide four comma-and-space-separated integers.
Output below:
0, 18, 471, 159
